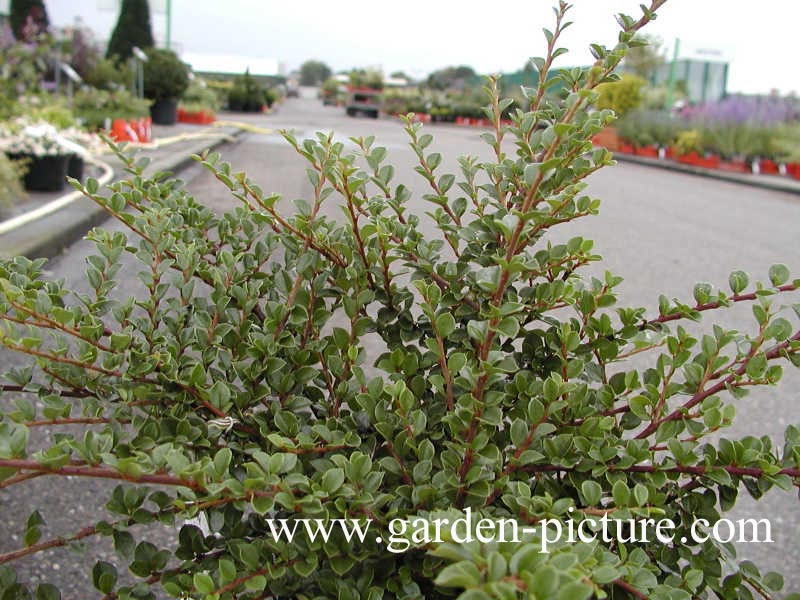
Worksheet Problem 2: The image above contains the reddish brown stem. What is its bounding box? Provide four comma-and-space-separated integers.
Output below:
0, 458, 204, 490
26, 417, 122, 427
613, 578, 648, 599
636, 331, 799, 439
645, 283, 797, 328
0, 524, 99, 564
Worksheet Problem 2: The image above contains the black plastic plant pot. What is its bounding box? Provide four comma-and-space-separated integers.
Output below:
150, 98, 178, 125
8, 153, 70, 192
67, 154, 84, 182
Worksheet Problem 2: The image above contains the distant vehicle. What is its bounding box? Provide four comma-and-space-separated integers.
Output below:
286, 86, 300, 98
345, 87, 381, 118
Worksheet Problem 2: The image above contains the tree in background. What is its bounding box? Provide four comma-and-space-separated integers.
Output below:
105, 0, 154, 62
299, 59, 332, 86
623, 34, 665, 80
9, 0, 49, 41
426, 65, 477, 91
348, 67, 383, 90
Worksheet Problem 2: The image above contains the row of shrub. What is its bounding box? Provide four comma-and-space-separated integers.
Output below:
584, 71, 800, 164
226, 71, 278, 113
364, 89, 521, 121
616, 111, 800, 163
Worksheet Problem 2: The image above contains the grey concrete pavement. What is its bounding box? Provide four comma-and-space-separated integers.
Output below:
0, 95, 798, 596
0, 121, 247, 259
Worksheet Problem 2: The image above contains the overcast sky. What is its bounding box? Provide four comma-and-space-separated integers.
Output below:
42, 0, 800, 95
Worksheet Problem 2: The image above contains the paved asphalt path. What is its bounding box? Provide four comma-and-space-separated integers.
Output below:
1, 92, 798, 596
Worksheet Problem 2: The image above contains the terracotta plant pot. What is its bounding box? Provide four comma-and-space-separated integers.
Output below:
717, 159, 750, 173
697, 154, 720, 169
591, 126, 621, 151
178, 109, 216, 125
676, 151, 719, 169
633, 145, 658, 158
758, 159, 780, 175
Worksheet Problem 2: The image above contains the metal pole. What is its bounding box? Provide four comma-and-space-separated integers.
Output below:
665, 38, 680, 111
138, 62, 144, 99
166, 0, 172, 50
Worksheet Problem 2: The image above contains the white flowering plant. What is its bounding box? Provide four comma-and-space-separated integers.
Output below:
0, 117, 89, 157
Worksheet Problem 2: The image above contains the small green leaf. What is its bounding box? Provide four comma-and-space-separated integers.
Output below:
245, 575, 266, 591
728, 270, 749, 295
92, 561, 118, 594
633, 483, 649, 506
36, 583, 61, 600
434, 561, 481, 588
435, 313, 456, 338
581, 480, 602, 506
496, 316, 519, 338
251, 496, 274, 516
218, 558, 236, 584
768, 264, 790, 286
529, 565, 558, 595
612, 480, 630, 507
466, 320, 489, 343
558, 581, 593, 600
193, 572, 215, 594
321, 468, 345, 494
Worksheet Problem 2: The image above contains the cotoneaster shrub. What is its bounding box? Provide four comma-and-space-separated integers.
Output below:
1, 2, 799, 599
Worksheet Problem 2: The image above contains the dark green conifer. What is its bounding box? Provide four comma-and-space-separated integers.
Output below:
105, 0, 154, 61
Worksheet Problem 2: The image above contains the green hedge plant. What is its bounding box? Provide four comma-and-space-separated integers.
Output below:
227, 70, 271, 113
72, 88, 151, 130
1, 2, 800, 599
616, 109, 678, 148
595, 73, 647, 118
142, 48, 190, 103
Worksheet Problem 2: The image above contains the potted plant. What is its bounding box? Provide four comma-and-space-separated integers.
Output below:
771, 123, 800, 179
179, 79, 219, 124
706, 124, 753, 173
143, 48, 190, 125
72, 88, 151, 138
591, 125, 622, 151
0, 118, 80, 192
672, 128, 718, 168
227, 70, 271, 113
